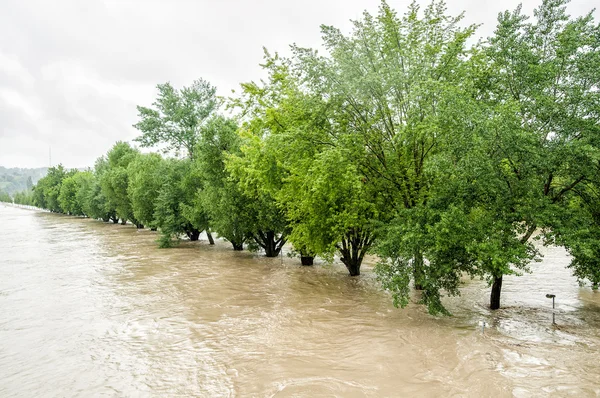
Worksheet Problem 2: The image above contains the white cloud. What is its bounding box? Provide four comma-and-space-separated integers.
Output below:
0, 0, 597, 168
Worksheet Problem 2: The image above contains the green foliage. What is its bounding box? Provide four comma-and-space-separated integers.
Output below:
226, 129, 290, 257
73, 171, 94, 217
284, 1, 475, 281
552, 170, 600, 288
153, 159, 201, 247
12, 190, 34, 205
99, 142, 140, 225
194, 116, 254, 249
58, 172, 86, 216
134, 79, 217, 159
0, 190, 11, 203
88, 157, 117, 222
458, 0, 600, 308
127, 153, 165, 229
33, 165, 71, 213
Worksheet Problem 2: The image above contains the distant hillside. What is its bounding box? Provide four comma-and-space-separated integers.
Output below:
0, 166, 48, 195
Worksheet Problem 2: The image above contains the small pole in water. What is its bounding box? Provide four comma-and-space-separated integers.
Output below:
546, 294, 556, 325
478, 320, 488, 334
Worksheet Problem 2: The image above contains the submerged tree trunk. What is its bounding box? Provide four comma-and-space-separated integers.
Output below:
232, 241, 244, 251
187, 229, 200, 241
111, 215, 119, 224
342, 257, 361, 276
254, 230, 286, 257
337, 228, 374, 277
298, 247, 314, 266
490, 275, 503, 310
120, 219, 127, 225
150, 227, 157, 231
136, 223, 144, 229
300, 256, 314, 266
488, 223, 536, 309
206, 230, 215, 245
413, 251, 424, 290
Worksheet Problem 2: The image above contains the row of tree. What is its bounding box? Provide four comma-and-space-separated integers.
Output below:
8, 0, 599, 315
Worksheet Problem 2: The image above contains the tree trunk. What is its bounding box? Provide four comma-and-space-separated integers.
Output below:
342, 258, 361, 276
593, 282, 598, 290
150, 227, 157, 231
338, 228, 373, 277
120, 219, 127, 225
136, 223, 144, 229
188, 229, 200, 241
232, 241, 244, 251
255, 230, 285, 257
264, 231, 277, 257
413, 251, 424, 290
111, 216, 119, 224
490, 275, 503, 310
301, 256, 314, 266
206, 230, 215, 245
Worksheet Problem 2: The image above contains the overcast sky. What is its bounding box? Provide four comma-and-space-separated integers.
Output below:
0, 0, 597, 168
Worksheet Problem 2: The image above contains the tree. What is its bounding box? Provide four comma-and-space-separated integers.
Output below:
134, 79, 217, 159
472, 0, 600, 309
33, 165, 69, 213
284, 1, 475, 283
74, 171, 94, 217
58, 172, 86, 216
99, 142, 141, 226
13, 190, 34, 205
194, 116, 254, 250
180, 159, 213, 243
288, 147, 378, 275
553, 166, 600, 289
153, 159, 203, 247
0, 190, 11, 203
226, 126, 290, 257
90, 156, 118, 223
127, 153, 165, 230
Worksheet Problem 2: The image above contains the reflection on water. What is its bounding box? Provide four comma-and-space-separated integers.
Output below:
0, 205, 599, 397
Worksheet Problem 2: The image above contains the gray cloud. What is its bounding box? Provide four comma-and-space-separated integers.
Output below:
0, 0, 597, 168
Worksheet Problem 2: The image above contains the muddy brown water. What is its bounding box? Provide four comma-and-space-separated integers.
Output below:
0, 205, 599, 397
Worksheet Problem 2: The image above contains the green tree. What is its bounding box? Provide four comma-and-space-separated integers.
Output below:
90, 156, 118, 223
180, 159, 213, 243
281, 1, 475, 283
58, 172, 86, 216
13, 190, 34, 205
0, 190, 11, 203
33, 165, 70, 213
469, 0, 600, 309
127, 153, 165, 230
134, 79, 217, 159
99, 142, 141, 226
226, 130, 289, 258
194, 116, 253, 250
553, 166, 600, 289
153, 159, 203, 247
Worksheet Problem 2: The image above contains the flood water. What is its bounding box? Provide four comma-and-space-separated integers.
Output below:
0, 205, 599, 397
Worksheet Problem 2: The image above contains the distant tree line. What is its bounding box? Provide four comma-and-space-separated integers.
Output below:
9, 0, 599, 314
0, 166, 45, 195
